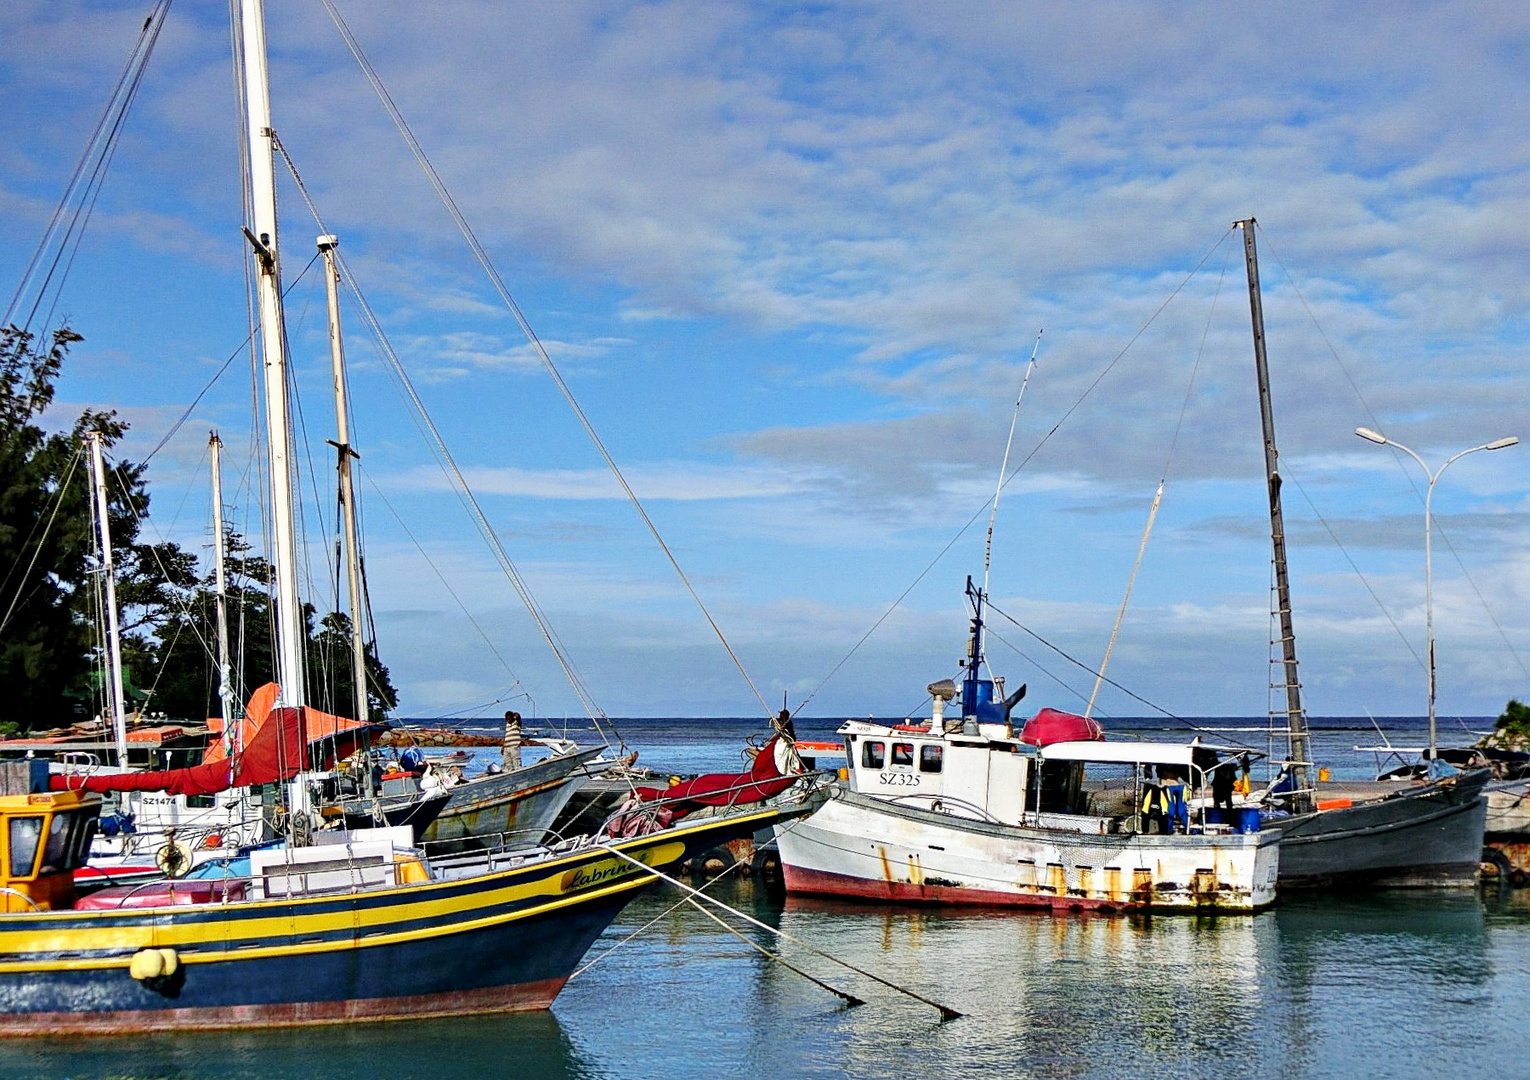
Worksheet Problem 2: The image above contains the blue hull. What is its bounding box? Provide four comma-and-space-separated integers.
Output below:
0, 806, 783, 1034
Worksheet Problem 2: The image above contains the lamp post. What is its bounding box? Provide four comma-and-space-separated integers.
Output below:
1354, 426, 1519, 772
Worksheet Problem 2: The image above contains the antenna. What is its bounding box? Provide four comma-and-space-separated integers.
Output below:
982, 330, 1043, 601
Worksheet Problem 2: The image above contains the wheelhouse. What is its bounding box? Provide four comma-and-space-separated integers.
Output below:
0, 787, 101, 910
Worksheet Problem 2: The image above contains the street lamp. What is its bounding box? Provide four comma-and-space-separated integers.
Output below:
1354, 426, 1520, 773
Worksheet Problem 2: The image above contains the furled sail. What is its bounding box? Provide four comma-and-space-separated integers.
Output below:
51, 683, 378, 797
633, 734, 801, 811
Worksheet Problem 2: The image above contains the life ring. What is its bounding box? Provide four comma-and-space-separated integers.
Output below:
155, 840, 193, 879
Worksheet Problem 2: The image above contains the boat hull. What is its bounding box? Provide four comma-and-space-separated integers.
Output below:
0, 805, 783, 1036
775, 788, 1279, 913
1271, 770, 1489, 889
1484, 781, 1530, 836
424, 748, 603, 848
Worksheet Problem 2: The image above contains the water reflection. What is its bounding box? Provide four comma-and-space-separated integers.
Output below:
0, 1008, 601, 1080
2, 881, 1526, 1080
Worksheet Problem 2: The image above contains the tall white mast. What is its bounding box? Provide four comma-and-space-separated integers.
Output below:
209, 432, 238, 747
238, 0, 305, 706
86, 430, 129, 766
318, 234, 370, 725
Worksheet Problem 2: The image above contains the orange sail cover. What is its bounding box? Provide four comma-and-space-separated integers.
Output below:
53, 684, 377, 797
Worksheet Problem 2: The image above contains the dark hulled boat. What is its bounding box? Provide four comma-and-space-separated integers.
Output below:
0, 791, 790, 1035
1234, 219, 1488, 888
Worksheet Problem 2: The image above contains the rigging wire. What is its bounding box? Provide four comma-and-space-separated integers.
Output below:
316, 0, 773, 719
1259, 233, 1528, 682
354, 464, 581, 741
112, 444, 222, 688
269, 138, 616, 742
4, 1, 175, 338
139, 253, 320, 467
984, 600, 1176, 718
596, 845, 962, 1021
0, 449, 86, 638
793, 228, 1241, 715
1284, 467, 1422, 667
981, 331, 1043, 602
981, 628, 1101, 717
1086, 241, 1231, 716
986, 601, 1264, 749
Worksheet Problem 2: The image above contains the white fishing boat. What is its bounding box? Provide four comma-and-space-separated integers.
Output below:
775, 580, 1280, 913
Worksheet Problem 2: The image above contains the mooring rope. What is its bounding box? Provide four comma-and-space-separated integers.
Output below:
597, 844, 963, 1022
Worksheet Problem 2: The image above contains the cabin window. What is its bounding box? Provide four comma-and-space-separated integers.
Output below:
861, 741, 885, 769
38, 812, 73, 875
891, 743, 914, 767
919, 745, 943, 773
8, 816, 43, 877
68, 811, 96, 868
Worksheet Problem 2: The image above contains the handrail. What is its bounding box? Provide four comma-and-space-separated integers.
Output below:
0, 888, 40, 912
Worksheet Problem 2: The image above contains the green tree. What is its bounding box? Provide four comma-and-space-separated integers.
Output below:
147, 534, 396, 723
0, 325, 151, 728
0, 324, 398, 728
1494, 699, 1530, 739
306, 611, 398, 722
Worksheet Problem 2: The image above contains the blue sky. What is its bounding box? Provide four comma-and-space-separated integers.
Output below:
3, 1, 1527, 722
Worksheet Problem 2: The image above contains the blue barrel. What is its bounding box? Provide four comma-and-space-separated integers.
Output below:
1232, 807, 1262, 833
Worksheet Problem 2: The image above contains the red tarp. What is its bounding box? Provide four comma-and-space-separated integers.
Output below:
51, 683, 375, 797
634, 735, 798, 809
1019, 708, 1105, 747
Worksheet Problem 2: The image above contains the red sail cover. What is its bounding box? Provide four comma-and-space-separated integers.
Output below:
1019, 708, 1105, 747
51, 684, 375, 797
634, 735, 798, 809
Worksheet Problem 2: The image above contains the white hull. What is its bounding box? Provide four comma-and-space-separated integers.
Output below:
776, 787, 1280, 913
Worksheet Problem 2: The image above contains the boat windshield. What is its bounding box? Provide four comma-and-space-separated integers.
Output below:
8, 816, 42, 877
39, 810, 95, 875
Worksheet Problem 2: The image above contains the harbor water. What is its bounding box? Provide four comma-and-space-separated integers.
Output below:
3, 715, 1526, 1080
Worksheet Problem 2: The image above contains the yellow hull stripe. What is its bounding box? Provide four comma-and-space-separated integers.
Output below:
0, 808, 775, 968
0, 870, 658, 973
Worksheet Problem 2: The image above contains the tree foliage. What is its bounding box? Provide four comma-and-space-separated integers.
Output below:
1494, 699, 1530, 739
148, 538, 397, 723
0, 324, 397, 729
0, 325, 145, 727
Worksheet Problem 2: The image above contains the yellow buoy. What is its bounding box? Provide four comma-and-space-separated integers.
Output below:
129, 949, 165, 981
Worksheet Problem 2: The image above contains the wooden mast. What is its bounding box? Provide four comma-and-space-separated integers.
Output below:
1237, 218, 1314, 814
317, 234, 370, 728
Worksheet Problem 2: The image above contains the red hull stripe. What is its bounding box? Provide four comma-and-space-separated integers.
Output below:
782, 864, 1135, 912
0, 977, 568, 1036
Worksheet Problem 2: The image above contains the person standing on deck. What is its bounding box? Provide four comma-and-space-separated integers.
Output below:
1212, 758, 1237, 811
1140, 767, 1168, 834
503, 710, 523, 770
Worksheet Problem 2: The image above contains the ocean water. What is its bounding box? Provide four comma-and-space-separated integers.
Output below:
456, 712, 1497, 779
2, 714, 1523, 1080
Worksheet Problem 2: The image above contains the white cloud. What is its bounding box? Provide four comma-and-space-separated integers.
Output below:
6, 1, 1529, 716
391, 460, 817, 502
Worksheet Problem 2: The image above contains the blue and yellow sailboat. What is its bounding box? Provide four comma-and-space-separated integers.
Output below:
0, 0, 812, 1036
0, 762, 791, 1034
